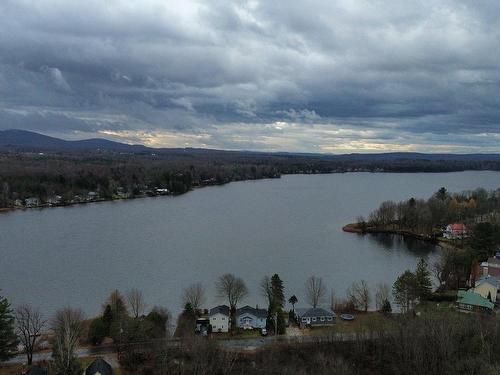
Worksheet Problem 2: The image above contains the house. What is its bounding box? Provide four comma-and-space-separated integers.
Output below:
87, 191, 99, 201
236, 305, 267, 329
443, 223, 468, 240
14, 199, 24, 207
472, 275, 499, 303
295, 307, 336, 327
456, 290, 494, 313
480, 253, 500, 278
46, 195, 62, 206
25, 197, 40, 208
209, 305, 230, 333
85, 357, 113, 375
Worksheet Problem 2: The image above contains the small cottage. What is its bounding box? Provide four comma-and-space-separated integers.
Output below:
456, 290, 494, 313
443, 224, 468, 240
295, 307, 336, 327
236, 305, 267, 329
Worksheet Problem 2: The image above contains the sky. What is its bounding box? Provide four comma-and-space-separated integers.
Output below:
0, 0, 500, 153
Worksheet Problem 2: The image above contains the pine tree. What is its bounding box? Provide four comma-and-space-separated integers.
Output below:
415, 258, 432, 300
393, 270, 418, 313
0, 294, 18, 362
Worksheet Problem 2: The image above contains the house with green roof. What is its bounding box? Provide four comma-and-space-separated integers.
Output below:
456, 290, 494, 313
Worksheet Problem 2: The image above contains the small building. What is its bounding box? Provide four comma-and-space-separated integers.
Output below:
443, 223, 468, 240
472, 275, 499, 303
25, 197, 40, 208
236, 305, 267, 329
46, 195, 62, 206
456, 290, 494, 313
480, 253, 500, 278
14, 199, 24, 207
87, 191, 99, 201
85, 357, 113, 375
209, 305, 230, 333
295, 307, 336, 327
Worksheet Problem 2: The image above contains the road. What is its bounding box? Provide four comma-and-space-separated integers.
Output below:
7, 332, 359, 365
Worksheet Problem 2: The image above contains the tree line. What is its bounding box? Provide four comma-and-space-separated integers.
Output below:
361, 187, 500, 235
1, 150, 499, 209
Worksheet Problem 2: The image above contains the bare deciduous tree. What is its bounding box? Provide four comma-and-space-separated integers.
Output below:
305, 276, 326, 308
260, 276, 273, 306
51, 307, 85, 375
216, 273, 248, 309
182, 282, 206, 313
374, 283, 391, 311
15, 304, 45, 365
216, 274, 248, 330
346, 280, 371, 312
127, 288, 147, 318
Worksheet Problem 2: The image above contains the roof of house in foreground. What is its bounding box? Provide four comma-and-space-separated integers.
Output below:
295, 307, 336, 318
457, 290, 494, 309
210, 305, 230, 316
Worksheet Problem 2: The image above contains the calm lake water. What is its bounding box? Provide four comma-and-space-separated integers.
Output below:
1, 171, 499, 317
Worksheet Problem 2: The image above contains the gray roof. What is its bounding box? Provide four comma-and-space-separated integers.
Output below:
209, 305, 230, 316
296, 307, 336, 318
476, 275, 499, 289
85, 357, 113, 375
236, 305, 267, 319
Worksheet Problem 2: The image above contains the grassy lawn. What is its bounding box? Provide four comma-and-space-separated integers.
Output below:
213, 328, 261, 340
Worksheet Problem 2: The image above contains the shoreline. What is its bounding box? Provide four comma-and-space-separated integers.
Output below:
342, 223, 456, 250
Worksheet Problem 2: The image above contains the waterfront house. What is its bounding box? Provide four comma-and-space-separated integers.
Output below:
456, 290, 494, 313
236, 305, 267, 329
87, 191, 99, 201
443, 223, 468, 240
14, 199, 23, 207
46, 195, 62, 206
25, 197, 40, 208
85, 357, 113, 375
295, 307, 336, 327
480, 253, 500, 278
472, 275, 499, 302
209, 305, 230, 333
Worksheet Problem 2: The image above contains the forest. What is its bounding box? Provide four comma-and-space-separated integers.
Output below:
1, 149, 500, 209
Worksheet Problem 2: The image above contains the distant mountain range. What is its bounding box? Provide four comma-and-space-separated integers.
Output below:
1, 129, 500, 161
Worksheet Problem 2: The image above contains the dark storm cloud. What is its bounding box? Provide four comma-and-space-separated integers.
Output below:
0, 0, 499, 152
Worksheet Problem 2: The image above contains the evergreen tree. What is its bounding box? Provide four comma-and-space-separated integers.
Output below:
102, 304, 113, 336
393, 270, 418, 313
265, 274, 286, 335
415, 258, 432, 300
0, 294, 18, 362
381, 299, 392, 314
288, 295, 298, 314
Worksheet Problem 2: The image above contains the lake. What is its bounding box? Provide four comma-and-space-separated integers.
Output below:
1, 171, 499, 317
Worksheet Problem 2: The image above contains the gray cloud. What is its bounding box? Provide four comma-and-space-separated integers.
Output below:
0, 0, 499, 152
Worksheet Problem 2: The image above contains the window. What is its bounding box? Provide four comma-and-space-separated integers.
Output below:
222, 317, 226, 320
301, 317, 307, 322
327, 317, 332, 321
320, 317, 325, 321
312, 317, 317, 322
212, 317, 217, 320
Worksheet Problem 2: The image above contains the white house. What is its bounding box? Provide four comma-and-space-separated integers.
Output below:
25, 197, 40, 208
443, 223, 469, 240
209, 305, 230, 333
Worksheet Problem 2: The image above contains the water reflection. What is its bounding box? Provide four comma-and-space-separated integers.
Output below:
367, 233, 438, 256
